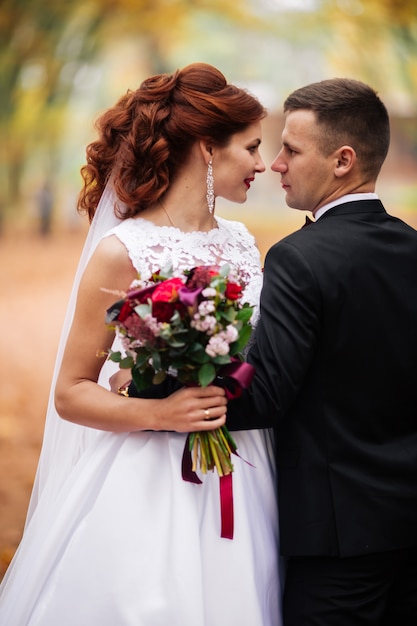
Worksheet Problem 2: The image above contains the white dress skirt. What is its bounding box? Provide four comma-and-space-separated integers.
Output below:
0, 216, 283, 625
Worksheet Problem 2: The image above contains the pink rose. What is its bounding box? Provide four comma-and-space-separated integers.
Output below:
151, 278, 184, 303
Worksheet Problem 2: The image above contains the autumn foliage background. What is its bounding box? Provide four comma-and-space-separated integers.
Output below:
1, 0, 417, 579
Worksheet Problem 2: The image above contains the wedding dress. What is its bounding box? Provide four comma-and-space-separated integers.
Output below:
0, 215, 282, 625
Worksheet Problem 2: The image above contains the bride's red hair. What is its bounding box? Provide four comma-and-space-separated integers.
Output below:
77, 62, 266, 221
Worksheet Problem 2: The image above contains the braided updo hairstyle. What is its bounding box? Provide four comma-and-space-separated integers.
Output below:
78, 63, 267, 221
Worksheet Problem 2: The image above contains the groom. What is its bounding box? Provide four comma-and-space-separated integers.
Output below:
227, 78, 417, 624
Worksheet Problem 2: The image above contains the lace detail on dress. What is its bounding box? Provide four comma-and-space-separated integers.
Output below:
105, 216, 263, 320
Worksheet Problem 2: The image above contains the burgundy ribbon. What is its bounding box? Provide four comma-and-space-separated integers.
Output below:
215, 360, 255, 399
181, 360, 255, 539
181, 434, 202, 485
219, 474, 234, 539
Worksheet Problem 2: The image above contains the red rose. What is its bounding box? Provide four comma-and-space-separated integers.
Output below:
151, 301, 177, 323
117, 300, 134, 322
151, 277, 184, 303
225, 282, 243, 301
152, 301, 187, 323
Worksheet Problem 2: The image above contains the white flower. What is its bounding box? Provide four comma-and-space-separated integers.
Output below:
191, 314, 217, 334
202, 287, 217, 298
198, 300, 216, 315
205, 334, 230, 357
225, 324, 239, 342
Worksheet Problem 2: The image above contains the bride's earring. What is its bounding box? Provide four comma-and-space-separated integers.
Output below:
206, 160, 214, 214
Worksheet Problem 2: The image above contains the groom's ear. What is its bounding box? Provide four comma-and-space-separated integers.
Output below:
334, 146, 356, 177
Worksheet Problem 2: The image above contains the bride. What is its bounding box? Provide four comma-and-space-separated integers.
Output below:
0, 62, 283, 625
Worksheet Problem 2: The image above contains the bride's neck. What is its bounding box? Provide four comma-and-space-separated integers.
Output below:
143, 189, 217, 232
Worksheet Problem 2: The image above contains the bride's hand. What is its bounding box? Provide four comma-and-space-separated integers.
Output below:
153, 385, 227, 433
109, 369, 227, 432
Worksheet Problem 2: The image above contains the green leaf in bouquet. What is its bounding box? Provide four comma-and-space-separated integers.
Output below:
218, 263, 230, 277
134, 303, 152, 318
132, 365, 154, 392
230, 324, 252, 354
174, 344, 190, 356
190, 350, 211, 365
152, 370, 167, 384
212, 354, 232, 365
187, 341, 204, 354
134, 350, 151, 368
151, 349, 162, 371
198, 362, 216, 387
218, 308, 236, 323
166, 338, 187, 348
171, 327, 189, 337
158, 327, 173, 341
108, 350, 123, 363
212, 279, 227, 294
168, 327, 188, 345
169, 309, 182, 325
119, 355, 135, 369
169, 355, 187, 369
236, 305, 254, 323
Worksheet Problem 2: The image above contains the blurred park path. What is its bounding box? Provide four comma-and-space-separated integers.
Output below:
0, 229, 85, 578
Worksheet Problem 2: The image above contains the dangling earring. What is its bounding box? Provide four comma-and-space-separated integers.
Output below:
206, 160, 214, 214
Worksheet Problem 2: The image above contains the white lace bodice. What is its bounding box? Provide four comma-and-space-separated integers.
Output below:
105, 216, 263, 319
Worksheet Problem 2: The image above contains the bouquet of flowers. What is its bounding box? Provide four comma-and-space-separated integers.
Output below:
104, 264, 255, 481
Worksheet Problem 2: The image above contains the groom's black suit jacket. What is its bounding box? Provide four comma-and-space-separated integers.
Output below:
227, 199, 417, 558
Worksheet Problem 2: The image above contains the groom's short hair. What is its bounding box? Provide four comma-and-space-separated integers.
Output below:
284, 78, 390, 179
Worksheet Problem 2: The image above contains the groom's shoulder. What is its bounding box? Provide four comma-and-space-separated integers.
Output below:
264, 229, 313, 266
264, 219, 338, 267
268, 223, 318, 250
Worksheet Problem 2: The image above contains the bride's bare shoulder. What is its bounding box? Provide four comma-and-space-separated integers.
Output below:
82, 233, 136, 289
95, 232, 130, 259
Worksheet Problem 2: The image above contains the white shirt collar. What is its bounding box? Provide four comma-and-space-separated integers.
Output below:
314, 193, 379, 221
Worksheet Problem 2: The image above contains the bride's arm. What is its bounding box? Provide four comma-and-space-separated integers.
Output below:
55, 235, 227, 433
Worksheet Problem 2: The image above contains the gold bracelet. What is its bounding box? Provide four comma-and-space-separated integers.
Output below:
117, 380, 132, 397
